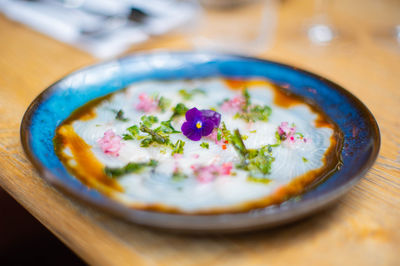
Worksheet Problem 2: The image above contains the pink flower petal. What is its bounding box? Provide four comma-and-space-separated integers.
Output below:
173, 154, 183, 160
97, 129, 122, 157
208, 128, 224, 145
135, 93, 158, 112
221, 95, 245, 113
277, 122, 310, 145
193, 162, 232, 183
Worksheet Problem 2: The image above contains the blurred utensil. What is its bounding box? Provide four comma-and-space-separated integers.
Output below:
0, 0, 199, 58
21, 0, 150, 37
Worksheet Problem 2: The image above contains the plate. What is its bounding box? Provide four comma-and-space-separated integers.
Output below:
21, 51, 380, 233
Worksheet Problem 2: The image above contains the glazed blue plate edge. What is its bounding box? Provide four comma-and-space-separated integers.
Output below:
19, 51, 381, 232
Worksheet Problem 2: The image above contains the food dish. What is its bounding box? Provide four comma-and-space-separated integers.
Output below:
54, 78, 341, 214
21, 52, 380, 232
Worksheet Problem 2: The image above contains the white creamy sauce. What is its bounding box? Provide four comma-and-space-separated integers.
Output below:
66, 78, 333, 212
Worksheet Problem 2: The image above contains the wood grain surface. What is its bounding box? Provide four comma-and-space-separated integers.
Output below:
0, 0, 399, 265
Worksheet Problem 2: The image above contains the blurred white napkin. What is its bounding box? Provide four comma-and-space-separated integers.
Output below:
0, 0, 198, 58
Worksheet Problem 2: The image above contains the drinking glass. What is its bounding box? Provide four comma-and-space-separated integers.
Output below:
190, 0, 278, 55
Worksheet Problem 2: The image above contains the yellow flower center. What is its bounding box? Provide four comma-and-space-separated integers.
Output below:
196, 121, 202, 129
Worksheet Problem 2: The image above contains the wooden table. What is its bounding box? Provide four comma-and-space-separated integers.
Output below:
1, 0, 399, 265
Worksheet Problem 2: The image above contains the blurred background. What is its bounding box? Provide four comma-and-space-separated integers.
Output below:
1, 0, 399, 58
0, 0, 399, 264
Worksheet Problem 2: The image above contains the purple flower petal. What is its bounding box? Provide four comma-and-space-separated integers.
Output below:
185, 107, 202, 122
201, 109, 221, 128
181, 121, 202, 141
201, 120, 215, 136
181, 107, 222, 141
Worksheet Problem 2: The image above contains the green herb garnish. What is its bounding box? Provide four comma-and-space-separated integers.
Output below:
114, 109, 129, 122
302, 157, 308, 163
250, 105, 272, 121
171, 103, 189, 119
268, 131, 282, 147
217, 128, 222, 141
140, 115, 158, 128
155, 120, 180, 134
235, 105, 271, 122
200, 142, 209, 149
230, 129, 248, 159
105, 159, 158, 178
247, 176, 272, 184
140, 137, 154, 147
243, 88, 251, 110
157, 96, 171, 113
122, 125, 140, 140
215, 122, 231, 143
234, 89, 272, 122
172, 170, 188, 181
221, 122, 232, 142
230, 129, 275, 180
246, 145, 275, 178
122, 115, 184, 154
140, 124, 169, 146
171, 139, 185, 155
178, 88, 206, 100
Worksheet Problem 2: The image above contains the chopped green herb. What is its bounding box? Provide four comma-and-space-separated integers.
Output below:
235, 105, 271, 122
110, 109, 129, 122
127, 125, 139, 137
140, 115, 158, 128
234, 89, 272, 122
217, 128, 222, 141
178, 88, 206, 100
122, 117, 181, 152
122, 134, 133, 140
157, 96, 171, 112
124, 118, 181, 150
269, 131, 282, 147
250, 130, 257, 133
171, 103, 188, 119
302, 157, 308, 163
140, 137, 154, 147
221, 122, 232, 142
246, 145, 275, 178
247, 176, 271, 184
242, 135, 248, 140
155, 120, 180, 134
230, 129, 248, 159
160, 149, 167, 154
140, 124, 169, 145
230, 129, 276, 179
105, 160, 158, 178
200, 142, 209, 149
122, 125, 140, 140
171, 139, 185, 155
250, 105, 272, 121
243, 88, 251, 110
172, 171, 188, 181
115, 109, 129, 122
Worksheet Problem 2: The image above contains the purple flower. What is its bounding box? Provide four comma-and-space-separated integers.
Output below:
181, 108, 221, 141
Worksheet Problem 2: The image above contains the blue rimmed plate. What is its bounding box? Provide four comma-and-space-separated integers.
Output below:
21, 51, 380, 233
